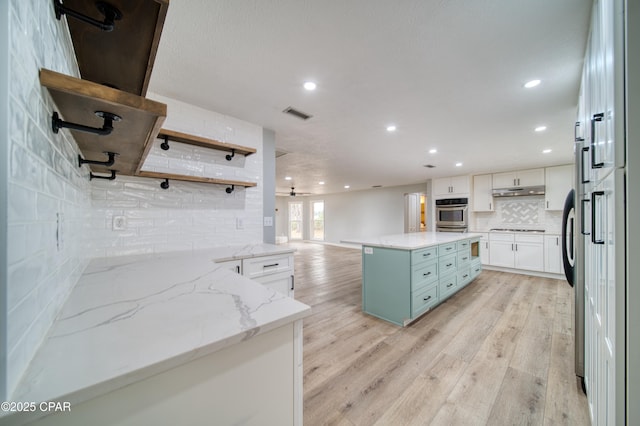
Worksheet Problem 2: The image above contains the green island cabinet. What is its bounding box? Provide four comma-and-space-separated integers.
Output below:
360, 235, 482, 326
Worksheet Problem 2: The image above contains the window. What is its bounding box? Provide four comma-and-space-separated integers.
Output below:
288, 201, 303, 240
311, 201, 325, 241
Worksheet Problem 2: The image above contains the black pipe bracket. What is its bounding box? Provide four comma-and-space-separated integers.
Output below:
52, 111, 121, 136
89, 170, 117, 181
53, 0, 122, 32
78, 151, 118, 168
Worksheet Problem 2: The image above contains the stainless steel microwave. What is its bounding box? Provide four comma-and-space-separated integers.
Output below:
435, 197, 468, 227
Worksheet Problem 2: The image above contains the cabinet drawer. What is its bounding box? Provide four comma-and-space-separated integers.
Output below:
412, 262, 438, 291
458, 268, 472, 287
412, 284, 438, 317
253, 271, 294, 297
439, 253, 457, 275
470, 259, 482, 279
243, 254, 293, 278
457, 248, 471, 266
514, 234, 544, 244
411, 246, 438, 265
439, 242, 457, 255
439, 274, 458, 299
457, 239, 471, 251
489, 232, 514, 242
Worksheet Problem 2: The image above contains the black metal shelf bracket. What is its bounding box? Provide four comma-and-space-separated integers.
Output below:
89, 170, 117, 181
226, 185, 235, 194
225, 149, 236, 161
160, 179, 170, 189
53, 0, 122, 32
160, 135, 170, 151
52, 111, 121, 136
78, 151, 117, 168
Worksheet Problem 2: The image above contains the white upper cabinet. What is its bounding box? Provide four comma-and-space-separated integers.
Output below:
492, 168, 544, 188
472, 174, 494, 211
433, 175, 470, 198
545, 164, 574, 210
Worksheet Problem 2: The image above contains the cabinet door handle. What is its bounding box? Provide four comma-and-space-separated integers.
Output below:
546, 201, 549, 209
575, 121, 585, 142
581, 198, 591, 235
291, 275, 295, 291
591, 113, 605, 169
581, 146, 591, 183
263, 263, 279, 268
423, 295, 432, 301
591, 190, 605, 244
489, 202, 492, 210
447, 283, 454, 288
556, 237, 559, 246
235, 265, 240, 274
511, 244, 514, 251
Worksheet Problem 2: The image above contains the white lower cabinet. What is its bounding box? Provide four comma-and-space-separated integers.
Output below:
217, 259, 242, 274
238, 253, 295, 297
488, 232, 544, 272
544, 234, 563, 274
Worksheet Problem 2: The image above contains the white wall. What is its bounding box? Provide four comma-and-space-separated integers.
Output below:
3, 2, 265, 398
5, 0, 90, 396
86, 93, 264, 257
276, 183, 428, 244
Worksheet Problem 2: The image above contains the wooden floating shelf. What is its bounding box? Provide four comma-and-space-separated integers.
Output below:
137, 171, 258, 188
61, 0, 169, 96
40, 68, 167, 176
157, 128, 257, 157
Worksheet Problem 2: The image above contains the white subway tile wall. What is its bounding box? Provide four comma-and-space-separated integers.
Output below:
7, 0, 90, 395
6, 3, 265, 397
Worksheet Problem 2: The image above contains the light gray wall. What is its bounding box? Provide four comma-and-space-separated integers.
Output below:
262, 129, 276, 244
1, 0, 9, 401
276, 182, 428, 244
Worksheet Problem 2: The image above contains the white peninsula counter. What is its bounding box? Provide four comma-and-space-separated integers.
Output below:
343, 232, 483, 326
3, 245, 310, 426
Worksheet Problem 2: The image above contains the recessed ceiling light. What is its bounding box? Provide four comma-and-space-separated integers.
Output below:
285, 176, 292, 181
524, 79, 541, 88
429, 148, 437, 154
319, 181, 325, 185
303, 81, 317, 91
535, 126, 547, 132
455, 162, 463, 167
386, 125, 397, 132
543, 149, 552, 154
344, 185, 350, 189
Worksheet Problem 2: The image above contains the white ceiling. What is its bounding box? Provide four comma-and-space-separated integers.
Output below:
149, 0, 592, 196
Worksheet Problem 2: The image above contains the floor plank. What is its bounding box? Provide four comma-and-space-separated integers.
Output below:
290, 242, 590, 425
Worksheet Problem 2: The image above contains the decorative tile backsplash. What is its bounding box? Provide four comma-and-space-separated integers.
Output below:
500, 199, 541, 225
472, 196, 563, 233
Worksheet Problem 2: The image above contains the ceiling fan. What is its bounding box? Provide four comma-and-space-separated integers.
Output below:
276, 187, 312, 197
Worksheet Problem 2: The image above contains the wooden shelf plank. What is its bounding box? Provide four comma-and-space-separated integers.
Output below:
62, 0, 169, 96
157, 128, 257, 157
137, 171, 258, 187
40, 69, 166, 176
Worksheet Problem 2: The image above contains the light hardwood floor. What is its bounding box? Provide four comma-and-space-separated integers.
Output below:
290, 242, 590, 426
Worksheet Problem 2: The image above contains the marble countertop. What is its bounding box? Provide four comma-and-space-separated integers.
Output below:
8, 245, 310, 413
342, 232, 483, 250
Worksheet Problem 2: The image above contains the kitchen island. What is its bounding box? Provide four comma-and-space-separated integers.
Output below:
3, 245, 310, 426
343, 232, 482, 326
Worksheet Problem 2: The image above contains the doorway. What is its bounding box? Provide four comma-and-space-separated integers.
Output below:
288, 201, 303, 240
404, 193, 427, 233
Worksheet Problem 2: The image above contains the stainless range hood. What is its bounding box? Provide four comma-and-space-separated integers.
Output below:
492, 185, 545, 197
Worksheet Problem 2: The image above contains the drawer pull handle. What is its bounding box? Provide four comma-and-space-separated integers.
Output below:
462, 257, 468, 260
263, 263, 279, 268
423, 296, 432, 301
423, 272, 431, 276
423, 253, 431, 257
446, 247, 452, 251
463, 274, 469, 278
446, 263, 453, 267
447, 283, 454, 288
